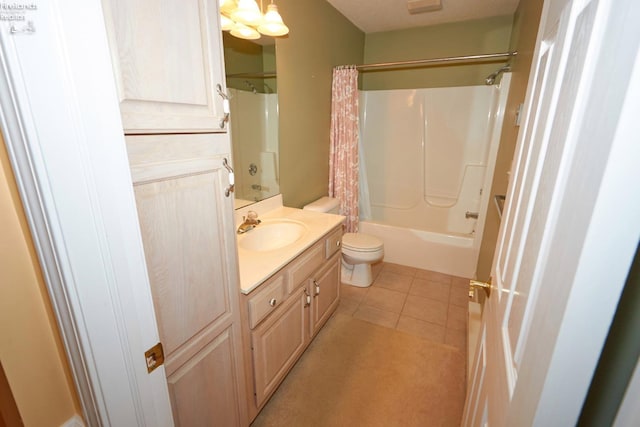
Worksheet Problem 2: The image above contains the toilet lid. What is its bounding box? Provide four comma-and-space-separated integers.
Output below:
342, 233, 383, 252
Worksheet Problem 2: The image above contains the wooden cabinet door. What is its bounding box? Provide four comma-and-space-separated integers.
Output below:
311, 253, 341, 337
102, 0, 228, 133
127, 133, 245, 426
251, 286, 309, 407
166, 328, 240, 426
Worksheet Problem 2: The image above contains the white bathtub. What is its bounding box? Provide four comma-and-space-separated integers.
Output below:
359, 220, 477, 278
357, 76, 512, 280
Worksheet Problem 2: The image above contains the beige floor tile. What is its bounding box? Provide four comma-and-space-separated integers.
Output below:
409, 278, 450, 303
452, 276, 471, 288
373, 271, 413, 293
415, 269, 453, 284
449, 284, 470, 307
362, 286, 407, 313
335, 297, 361, 316
353, 305, 400, 329
371, 261, 384, 280
402, 294, 448, 326
447, 305, 468, 332
382, 262, 418, 277
396, 315, 446, 343
445, 328, 467, 352
340, 283, 369, 303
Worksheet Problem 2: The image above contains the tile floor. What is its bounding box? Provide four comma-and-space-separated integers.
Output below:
336, 261, 471, 352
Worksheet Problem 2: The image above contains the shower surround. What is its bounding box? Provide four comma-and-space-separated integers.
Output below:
229, 88, 279, 204
359, 74, 511, 278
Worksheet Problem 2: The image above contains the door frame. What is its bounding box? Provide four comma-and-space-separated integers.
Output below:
0, 1, 173, 425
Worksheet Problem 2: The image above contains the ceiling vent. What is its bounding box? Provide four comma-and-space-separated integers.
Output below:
407, 0, 443, 14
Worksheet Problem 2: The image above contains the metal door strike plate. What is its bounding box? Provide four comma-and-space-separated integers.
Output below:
145, 342, 165, 373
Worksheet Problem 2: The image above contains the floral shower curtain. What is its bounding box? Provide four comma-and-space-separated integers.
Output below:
329, 66, 359, 233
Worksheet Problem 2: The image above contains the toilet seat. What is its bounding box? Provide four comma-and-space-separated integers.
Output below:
342, 233, 383, 252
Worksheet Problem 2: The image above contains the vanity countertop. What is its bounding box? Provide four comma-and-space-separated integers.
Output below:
237, 206, 344, 294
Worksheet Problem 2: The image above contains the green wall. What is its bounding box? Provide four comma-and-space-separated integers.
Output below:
362, 15, 514, 90
275, 0, 364, 208
226, 3, 516, 209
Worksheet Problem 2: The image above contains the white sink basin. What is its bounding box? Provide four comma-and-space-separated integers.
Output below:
238, 219, 308, 252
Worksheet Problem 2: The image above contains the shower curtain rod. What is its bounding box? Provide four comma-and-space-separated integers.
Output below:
354, 51, 517, 71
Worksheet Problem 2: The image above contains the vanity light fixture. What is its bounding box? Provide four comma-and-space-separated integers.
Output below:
231, 0, 263, 26
230, 22, 261, 40
220, 0, 289, 40
220, 14, 235, 31
257, 2, 289, 37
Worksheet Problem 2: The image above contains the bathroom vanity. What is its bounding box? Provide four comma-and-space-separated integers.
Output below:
235, 197, 344, 420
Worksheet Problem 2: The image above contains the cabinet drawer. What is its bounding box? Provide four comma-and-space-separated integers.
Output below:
248, 275, 285, 329
325, 227, 343, 259
286, 243, 323, 294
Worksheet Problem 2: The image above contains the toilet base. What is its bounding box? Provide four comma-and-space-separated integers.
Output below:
341, 260, 374, 287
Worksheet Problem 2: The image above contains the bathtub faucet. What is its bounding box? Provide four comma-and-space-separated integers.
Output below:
465, 211, 479, 219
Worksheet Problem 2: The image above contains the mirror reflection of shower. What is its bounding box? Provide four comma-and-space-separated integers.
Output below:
222, 33, 280, 209
245, 80, 258, 94
228, 87, 279, 207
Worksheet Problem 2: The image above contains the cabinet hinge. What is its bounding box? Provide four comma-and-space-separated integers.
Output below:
145, 342, 165, 373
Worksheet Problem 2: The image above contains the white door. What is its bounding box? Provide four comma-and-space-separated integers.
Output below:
463, 0, 640, 425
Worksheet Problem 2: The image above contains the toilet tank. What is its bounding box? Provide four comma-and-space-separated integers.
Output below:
303, 197, 340, 214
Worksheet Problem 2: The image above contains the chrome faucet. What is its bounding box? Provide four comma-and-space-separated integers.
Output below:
237, 210, 261, 234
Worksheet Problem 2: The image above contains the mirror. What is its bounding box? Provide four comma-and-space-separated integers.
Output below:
222, 33, 280, 209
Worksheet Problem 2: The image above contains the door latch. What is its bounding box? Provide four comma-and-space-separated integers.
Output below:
469, 278, 492, 299
145, 342, 165, 373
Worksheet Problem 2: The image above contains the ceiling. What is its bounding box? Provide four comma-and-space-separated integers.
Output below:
325, 0, 520, 33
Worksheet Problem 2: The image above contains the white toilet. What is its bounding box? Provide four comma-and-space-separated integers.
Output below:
303, 197, 384, 287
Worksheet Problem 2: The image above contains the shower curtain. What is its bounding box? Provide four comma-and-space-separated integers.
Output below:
329, 66, 359, 232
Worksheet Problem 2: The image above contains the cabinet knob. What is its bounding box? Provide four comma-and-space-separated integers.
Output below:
269, 298, 277, 307
336, 240, 340, 247
313, 280, 320, 296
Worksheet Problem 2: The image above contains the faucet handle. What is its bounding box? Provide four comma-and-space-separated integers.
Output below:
247, 210, 258, 221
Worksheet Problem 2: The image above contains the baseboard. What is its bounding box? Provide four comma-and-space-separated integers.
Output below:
60, 415, 85, 427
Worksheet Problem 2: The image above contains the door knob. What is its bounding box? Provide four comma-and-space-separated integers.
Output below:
469, 278, 491, 299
